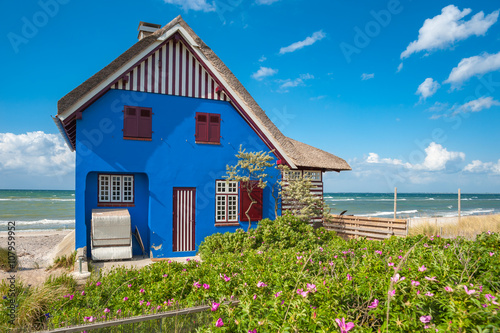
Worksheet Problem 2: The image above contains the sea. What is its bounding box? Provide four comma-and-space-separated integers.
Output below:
0, 190, 499, 232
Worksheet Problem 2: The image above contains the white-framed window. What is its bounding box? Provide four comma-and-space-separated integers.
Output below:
303, 171, 321, 181
283, 170, 302, 180
99, 174, 134, 204
216, 180, 238, 223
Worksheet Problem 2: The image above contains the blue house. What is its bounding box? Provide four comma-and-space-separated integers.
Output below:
54, 16, 351, 259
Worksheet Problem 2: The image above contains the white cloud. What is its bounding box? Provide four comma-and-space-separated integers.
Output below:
428, 97, 500, 118
0, 131, 74, 177
444, 51, 500, 87
366, 153, 411, 167
255, 0, 280, 4
397, 63, 403, 73
464, 159, 500, 174
252, 67, 278, 81
414, 142, 465, 171
278, 73, 313, 91
459, 96, 500, 113
365, 142, 464, 172
310, 95, 326, 101
361, 73, 374, 81
416, 78, 440, 101
163, 0, 215, 12
401, 5, 498, 59
258, 55, 267, 62
279, 30, 326, 54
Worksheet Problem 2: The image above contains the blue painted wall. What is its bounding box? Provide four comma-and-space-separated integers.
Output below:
75, 89, 279, 258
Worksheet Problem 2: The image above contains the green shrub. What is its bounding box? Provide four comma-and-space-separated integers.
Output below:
0, 247, 17, 272
198, 213, 338, 260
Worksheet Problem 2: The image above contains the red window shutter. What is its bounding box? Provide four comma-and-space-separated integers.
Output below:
138, 108, 152, 138
239, 181, 263, 222
123, 107, 138, 137
195, 113, 208, 142
208, 114, 220, 143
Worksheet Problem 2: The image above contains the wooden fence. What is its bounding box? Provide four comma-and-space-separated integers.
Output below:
323, 215, 408, 240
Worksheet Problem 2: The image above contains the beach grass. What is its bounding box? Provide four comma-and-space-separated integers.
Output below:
0, 277, 73, 331
0, 247, 16, 272
409, 213, 500, 238
47, 251, 76, 271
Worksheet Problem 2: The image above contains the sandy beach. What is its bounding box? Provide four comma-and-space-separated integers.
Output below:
0, 229, 73, 285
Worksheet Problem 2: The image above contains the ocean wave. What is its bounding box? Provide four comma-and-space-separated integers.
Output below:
358, 210, 418, 217
331, 198, 355, 201
0, 219, 75, 225
0, 198, 75, 202
426, 198, 435, 201
461, 209, 495, 216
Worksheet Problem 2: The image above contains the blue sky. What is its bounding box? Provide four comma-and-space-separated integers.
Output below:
1, 0, 499, 192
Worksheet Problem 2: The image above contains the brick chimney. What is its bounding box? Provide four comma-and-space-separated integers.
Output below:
137, 21, 162, 40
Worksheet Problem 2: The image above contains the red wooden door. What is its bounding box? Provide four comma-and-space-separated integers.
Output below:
173, 188, 196, 252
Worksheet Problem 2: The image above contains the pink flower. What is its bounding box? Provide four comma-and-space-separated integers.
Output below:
347, 274, 353, 281
425, 276, 437, 281
248, 330, 257, 333
398, 255, 403, 259
274, 291, 283, 298
139, 289, 145, 293
146, 302, 150, 306
128, 284, 132, 288
163, 274, 168, 277
211, 302, 220, 311
388, 289, 395, 297
464, 285, 476, 295
215, 318, 224, 327
388, 262, 394, 267
81, 291, 85, 296
418, 265, 427, 272
307, 283, 317, 292
116, 309, 121, 314
490, 252, 494, 256
203, 284, 210, 290
88, 316, 94, 323
444, 286, 453, 292
425, 292, 434, 297
104, 308, 110, 313
368, 299, 379, 309
221, 274, 231, 282
335, 317, 355, 333
297, 288, 309, 297
391, 273, 405, 283
96, 282, 102, 286
411, 280, 420, 287
123, 297, 128, 301
193, 281, 201, 288
69, 295, 74, 300
257, 281, 267, 288
485, 294, 496, 302
420, 315, 432, 323
375, 250, 382, 255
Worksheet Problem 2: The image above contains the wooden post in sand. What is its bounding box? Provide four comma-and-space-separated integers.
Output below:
458, 188, 461, 223
394, 187, 397, 219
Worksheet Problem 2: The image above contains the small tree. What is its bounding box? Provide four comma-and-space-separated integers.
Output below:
225, 146, 274, 231
281, 167, 326, 223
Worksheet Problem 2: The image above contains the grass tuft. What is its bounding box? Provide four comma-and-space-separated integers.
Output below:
0, 247, 17, 272
48, 251, 76, 271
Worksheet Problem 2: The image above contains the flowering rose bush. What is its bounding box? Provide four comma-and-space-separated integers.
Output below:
11, 215, 499, 332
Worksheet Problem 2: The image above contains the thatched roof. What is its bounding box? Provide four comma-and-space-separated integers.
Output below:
57, 15, 351, 172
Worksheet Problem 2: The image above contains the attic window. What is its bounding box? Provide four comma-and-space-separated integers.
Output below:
195, 112, 220, 144
123, 106, 153, 140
